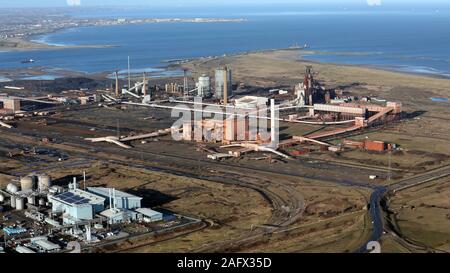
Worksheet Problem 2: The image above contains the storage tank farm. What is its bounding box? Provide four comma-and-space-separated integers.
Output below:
2, 173, 52, 211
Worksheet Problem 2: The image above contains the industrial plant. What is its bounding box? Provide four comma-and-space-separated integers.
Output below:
0, 52, 447, 254
0, 170, 197, 253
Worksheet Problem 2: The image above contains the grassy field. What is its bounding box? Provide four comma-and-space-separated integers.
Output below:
389, 178, 450, 252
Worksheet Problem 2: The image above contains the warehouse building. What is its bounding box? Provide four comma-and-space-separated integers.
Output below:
0, 97, 20, 112
100, 209, 140, 224
49, 189, 105, 224
31, 237, 61, 252
135, 208, 163, 223
87, 187, 142, 210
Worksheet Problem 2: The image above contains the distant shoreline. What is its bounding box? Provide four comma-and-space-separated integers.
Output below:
1, 47, 449, 83
0, 17, 247, 52
171, 48, 450, 80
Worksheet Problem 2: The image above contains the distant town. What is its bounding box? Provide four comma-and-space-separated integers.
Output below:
0, 8, 246, 49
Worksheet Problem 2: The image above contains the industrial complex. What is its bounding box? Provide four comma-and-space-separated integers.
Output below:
0, 49, 449, 254
0, 170, 192, 253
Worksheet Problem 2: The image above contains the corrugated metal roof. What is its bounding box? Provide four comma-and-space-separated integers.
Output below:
15, 246, 35, 253
87, 187, 142, 200
33, 239, 60, 251
3, 227, 27, 235
135, 208, 162, 218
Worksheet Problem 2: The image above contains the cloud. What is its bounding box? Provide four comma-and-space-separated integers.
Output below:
367, 0, 382, 6
67, 0, 82, 6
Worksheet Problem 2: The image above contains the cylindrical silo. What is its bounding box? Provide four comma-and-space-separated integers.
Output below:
16, 198, 25, 211
214, 67, 232, 100
38, 174, 52, 192
0, 194, 4, 203
10, 195, 16, 208
7, 183, 19, 194
197, 75, 211, 98
20, 176, 35, 191
27, 195, 36, 206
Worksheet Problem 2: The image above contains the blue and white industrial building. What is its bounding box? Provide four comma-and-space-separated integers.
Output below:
49, 189, 105, 224
87, 187, 142, 210
48, 184, 163, 225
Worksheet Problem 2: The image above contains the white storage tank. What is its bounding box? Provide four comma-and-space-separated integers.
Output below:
197, 75, 211, 97
39, 198, 46, 206
7, 183, 19, 193
20, 176, 35, 191
10, 195, 16, 208
27, 195, 36, 206
38, 174, 52, 192
16, 197, 25, 210
0, 194, 4, 203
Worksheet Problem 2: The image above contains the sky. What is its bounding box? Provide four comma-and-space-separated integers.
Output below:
0, 0, 449, 9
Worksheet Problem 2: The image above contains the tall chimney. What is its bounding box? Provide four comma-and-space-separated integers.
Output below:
73, 177, 77, 190
109, 188, 113, 211
223, 67, 228, 106
83, 171, 86, 190
142, 73, 147, 96
183, 69, 188, 100
115, 70, 119, 97
127, 56, 131, 91
113, 188, 117, 210
270, 99, 277, 148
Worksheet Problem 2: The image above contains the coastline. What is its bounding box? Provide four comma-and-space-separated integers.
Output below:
0, 37, 119, 52
0, 17, 448, 82
1, 46, 449, 82
173, 47, 450, 80
0, 17, 247, 52
1, 20, 448, 79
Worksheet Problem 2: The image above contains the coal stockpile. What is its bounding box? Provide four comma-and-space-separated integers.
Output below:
8, 77, 108, 93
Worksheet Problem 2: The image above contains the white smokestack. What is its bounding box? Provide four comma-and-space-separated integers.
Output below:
73, 177, 77, 190
109, 188, 113, 211
270, 99, 278, 148
113, 188, 117, 210
83, 171, 86, 190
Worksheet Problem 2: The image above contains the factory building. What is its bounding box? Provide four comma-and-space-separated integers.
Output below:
15, 246, 36, 253
182, 118, 256, 144
87, 187, 142, 210
135, 208, 163, 223
0, 97, 21, 112
100, 209, 140, 224
312, 104, 367, 118
49, 189, 106, 225
31, 237, 61, 252
214, 67, 232, 101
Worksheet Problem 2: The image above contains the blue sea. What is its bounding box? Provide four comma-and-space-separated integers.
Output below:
0, 10, 449, 78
